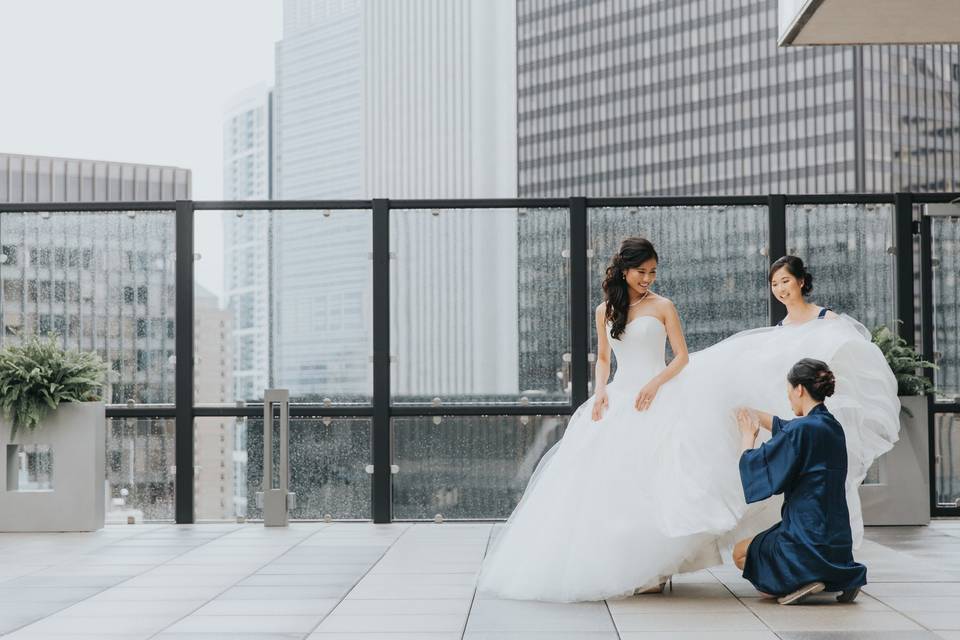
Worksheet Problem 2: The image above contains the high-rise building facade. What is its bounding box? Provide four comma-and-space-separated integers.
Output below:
193, 285, 235, 521
273, 0, 371, 402
515, 0, 960, 396
0, 153, 189, 399
223, 83, 273, 403
234, 0, 522, 520
222, 84, 275, 519
272, 0, 519, 402
517, 1, 960, 197
0, 152, 191, 519
362, 0, 519, 399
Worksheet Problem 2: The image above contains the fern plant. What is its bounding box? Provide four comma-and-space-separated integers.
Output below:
870, 323, 938, 399
0, 335, 107, 440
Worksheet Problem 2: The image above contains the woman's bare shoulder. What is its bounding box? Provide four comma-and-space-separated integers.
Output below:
651, 294, 677, 315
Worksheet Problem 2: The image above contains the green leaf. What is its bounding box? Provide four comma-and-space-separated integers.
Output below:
0, 335, 107, 435
871, 322, 938, 397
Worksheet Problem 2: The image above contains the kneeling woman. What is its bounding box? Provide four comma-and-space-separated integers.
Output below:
733, 358, 866, 605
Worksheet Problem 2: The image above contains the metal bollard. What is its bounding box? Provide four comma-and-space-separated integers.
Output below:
254, 389, 296, 527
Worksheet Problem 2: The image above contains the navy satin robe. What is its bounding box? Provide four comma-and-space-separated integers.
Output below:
739, 403, 867, 595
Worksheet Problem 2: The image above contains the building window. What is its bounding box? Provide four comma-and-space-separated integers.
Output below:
1, 245, 17, 266
109, 450, 122, 474
2, 281, 22, 302
30, 248, 51, 267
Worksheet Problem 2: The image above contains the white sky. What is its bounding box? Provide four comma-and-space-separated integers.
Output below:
0, 0, 284, 299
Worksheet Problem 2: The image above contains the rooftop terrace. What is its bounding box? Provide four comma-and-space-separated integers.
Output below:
0, 521, 959, 639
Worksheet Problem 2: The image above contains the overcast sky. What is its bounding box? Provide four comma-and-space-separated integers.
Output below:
0, 0, 284, 298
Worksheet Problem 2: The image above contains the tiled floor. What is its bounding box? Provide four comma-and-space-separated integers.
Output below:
0, 520, 958, 639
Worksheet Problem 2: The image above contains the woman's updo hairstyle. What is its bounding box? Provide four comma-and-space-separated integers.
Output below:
787, 358, 836, 402
769, 255, 813, 295
602, 236, 658, 340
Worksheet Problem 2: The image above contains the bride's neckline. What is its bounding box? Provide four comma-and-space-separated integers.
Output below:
610, 314, 665, 332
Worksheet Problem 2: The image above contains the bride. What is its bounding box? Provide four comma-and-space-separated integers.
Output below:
477, 240, 900, 603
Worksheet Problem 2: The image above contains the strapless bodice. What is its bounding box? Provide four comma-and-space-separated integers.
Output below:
607, 315, 667, 384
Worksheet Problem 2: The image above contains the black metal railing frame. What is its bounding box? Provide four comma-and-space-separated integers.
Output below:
2, 192, 958, 521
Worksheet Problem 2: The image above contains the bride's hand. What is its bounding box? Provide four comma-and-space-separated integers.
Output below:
634, 382, 660, 412
592, 389, 609, 421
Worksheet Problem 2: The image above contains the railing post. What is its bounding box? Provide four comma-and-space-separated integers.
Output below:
918, 209, 937, 515
569, 197, 589, 408
894, 192, 916, 346
259, 389, 294, 527
371, 199, 392, 523
767, 194, 787, 327
174, 200, 195, 524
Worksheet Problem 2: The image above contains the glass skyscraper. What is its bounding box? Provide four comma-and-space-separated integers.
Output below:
272, 0, 519, 403
517, 0, 960, 197
0, 153, 191, 520
231, 0, 523, 519
223, 83, 274, 403
515, 0, 960, 395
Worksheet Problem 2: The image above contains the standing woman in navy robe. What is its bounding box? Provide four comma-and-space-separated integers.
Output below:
732, 358, 867, 605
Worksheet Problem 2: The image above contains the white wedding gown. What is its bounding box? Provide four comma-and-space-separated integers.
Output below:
477, 313, 900, 602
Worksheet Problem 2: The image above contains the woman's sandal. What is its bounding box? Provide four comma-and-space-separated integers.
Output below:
836, 586, 860, 603
777, 581, 825, 605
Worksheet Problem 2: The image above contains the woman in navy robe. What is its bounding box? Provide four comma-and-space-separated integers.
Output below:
732, 358, 867, 605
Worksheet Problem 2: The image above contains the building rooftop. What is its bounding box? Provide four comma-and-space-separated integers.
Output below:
0, 521, 958, 639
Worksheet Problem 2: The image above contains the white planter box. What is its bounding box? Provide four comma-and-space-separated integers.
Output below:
860, 395, 930, 526
0, 402, 105, 532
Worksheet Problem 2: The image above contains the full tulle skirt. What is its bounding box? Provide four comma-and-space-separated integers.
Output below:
477, 315, 899, 602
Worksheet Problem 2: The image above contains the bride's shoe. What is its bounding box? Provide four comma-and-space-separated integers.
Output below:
633, 576, 672, 595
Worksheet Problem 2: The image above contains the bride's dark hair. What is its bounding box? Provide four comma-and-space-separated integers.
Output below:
602, 236, 658, 340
